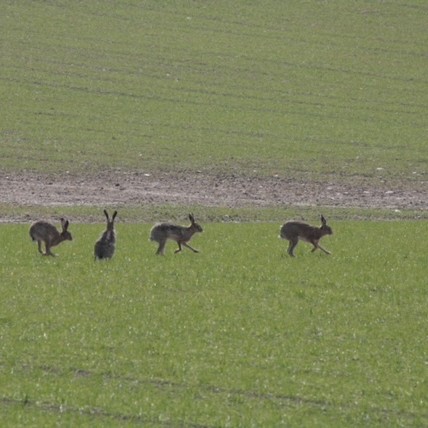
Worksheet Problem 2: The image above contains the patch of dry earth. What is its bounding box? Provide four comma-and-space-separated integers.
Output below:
1, 171, 426, 215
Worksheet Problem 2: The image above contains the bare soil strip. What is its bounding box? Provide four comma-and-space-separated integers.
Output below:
0, 171, 426, 214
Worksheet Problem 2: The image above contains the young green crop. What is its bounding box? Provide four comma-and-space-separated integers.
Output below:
1, 1, 427, 187
1, 222, 426, 426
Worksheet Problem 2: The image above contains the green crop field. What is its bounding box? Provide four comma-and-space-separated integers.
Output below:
1, 1, 427, 186
1, 0, 427, 427
1, 222, 427, 427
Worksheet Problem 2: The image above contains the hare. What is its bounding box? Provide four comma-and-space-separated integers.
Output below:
280, 215, 333, 257
94, 210, 117, 260
29, 218, 72, 256
150, 214, 203, 255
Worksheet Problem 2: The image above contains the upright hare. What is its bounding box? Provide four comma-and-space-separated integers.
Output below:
150, 214, 203, 255
94, 210, 117, 260
29, 218, 72, 256
280, 215, 332, 257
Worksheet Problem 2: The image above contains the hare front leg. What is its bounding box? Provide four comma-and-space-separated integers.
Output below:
36, 240, 44, 254
287, 238, 298, 257
311, 241, 331, 255
44, 244, 56, 257
182, 242, 199, 253
156, 239, 167, 255
317, 244, 331, 255
174, 242, 199, 254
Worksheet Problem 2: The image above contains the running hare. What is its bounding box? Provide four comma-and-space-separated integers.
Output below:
29, 218, 72, 256
94, 210, 117, 260
280, 215, 333, 257
150, 214, 203, 255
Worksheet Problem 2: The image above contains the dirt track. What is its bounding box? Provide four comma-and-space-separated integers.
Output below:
1, 171, 426, 216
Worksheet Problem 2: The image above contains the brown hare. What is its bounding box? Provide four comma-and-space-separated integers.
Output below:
29, 218, 72, 256
150, 214, 203, 255
280, 215, 333, 257
94, 210, 117, 260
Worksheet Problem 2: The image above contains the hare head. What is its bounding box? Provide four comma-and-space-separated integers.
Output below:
320, 215, 333, 236
60, 218, 73, 241
189, 214, 203, 233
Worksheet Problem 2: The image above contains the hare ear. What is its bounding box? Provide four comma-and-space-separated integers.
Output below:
189, 214, 195, 223
62, 219, 69, 231
321, 215, 327, 225
112, 211, 118, 221
104, 210, 110, 221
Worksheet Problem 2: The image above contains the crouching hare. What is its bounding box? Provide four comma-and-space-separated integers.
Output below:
29, 218, 72, 256
94, 210, 117, 260
280, 215, 333, 257
150, 214, 203, 255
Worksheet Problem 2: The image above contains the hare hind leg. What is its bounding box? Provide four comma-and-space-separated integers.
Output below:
287, 238, 298, 257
